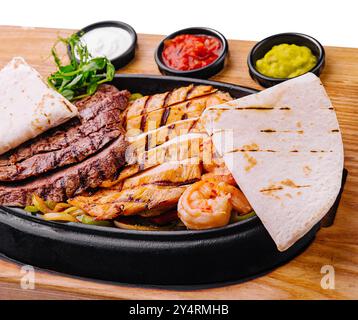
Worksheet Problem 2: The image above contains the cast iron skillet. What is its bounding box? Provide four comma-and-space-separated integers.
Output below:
0, 74, 347, 286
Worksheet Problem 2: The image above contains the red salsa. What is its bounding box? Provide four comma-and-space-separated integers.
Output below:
162, 34, 222, 71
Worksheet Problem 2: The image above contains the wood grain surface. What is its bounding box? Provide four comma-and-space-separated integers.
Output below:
0, 26, 357, 300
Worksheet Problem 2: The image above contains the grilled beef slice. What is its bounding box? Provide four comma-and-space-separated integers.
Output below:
0, 85, 129, 182
0, 134, 127, 206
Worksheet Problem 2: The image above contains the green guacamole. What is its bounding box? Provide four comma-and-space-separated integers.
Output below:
256, 43, 317, 79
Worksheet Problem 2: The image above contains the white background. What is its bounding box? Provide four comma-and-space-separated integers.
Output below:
0, 0, 357, 48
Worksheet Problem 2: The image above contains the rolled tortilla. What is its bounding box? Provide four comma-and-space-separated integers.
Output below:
0, 57, 78, 155
201, 73, 344, 251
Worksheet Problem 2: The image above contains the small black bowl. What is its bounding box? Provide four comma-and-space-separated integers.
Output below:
71, 20, 137, 70
155, 27, 229, 79
247, 32, 325, 88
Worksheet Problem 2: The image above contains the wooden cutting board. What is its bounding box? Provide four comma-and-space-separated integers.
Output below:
0, 26, 357, 300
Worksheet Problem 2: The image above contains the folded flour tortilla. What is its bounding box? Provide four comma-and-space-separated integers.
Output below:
0, 57, 78, 155
201, 73, 344, 251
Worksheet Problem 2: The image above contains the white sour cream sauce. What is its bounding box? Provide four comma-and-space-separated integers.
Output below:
81, 27, 132, 60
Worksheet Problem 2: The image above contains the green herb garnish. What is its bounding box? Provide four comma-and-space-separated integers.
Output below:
230, 211, 256, 223
47, 33, 115, 101
24, 205, 39, 213
77, 214, 113, 227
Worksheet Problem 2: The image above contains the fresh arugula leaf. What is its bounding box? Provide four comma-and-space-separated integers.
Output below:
47, 33, 115, 101
61, 89, 74, 101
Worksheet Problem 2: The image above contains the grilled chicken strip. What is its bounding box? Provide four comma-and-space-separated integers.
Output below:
121, 158, 202, 190
101, 133, 207, 188
70, 157, 202, 219
69, 185, 188, 220
126, 117, 200, 155
125, 85, 217, 120
126, 132, 207, 165
125, 90, 232, 137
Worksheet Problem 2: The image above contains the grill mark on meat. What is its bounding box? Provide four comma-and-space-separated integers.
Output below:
160, 92, 170, 109
110, 149, 123, 181
78, 168, 87, 191
52, 150, 59, 167
163, 90, 172, 107
88, 135, 96, 153
139, 114, 147, 132
185, 85, 195, 98
39, 185, 47, 199
96, 159, 106, 181
87, 199, 148, 206
122, 111, 127, 127
188, 119, 199, 132
112, 168, 122, 181
151, 178, 200, 187
70, 145, 80, 163
139, 96, 151, 132
160, 107, 171, 127
145, 134, 150, 152
167, 90, 219, 109
60, 178, 66, 199
140, 114, 147, 132
147, 86, 217, 112
83, 185, 186, 207
140, 96, 150, 115
63, 131, 69, 149
158, 94, 197, 127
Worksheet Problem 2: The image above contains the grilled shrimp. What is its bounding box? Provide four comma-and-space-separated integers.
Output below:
217, 181, 253, 214
201, 168, 236, 186
178, 180, 232, 230
178, 180, 253, 230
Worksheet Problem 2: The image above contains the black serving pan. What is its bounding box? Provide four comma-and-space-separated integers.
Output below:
0, 75, 347, 286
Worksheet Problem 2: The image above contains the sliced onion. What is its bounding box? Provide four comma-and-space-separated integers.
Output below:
32, 194, 52, 213
53, 203, 72, 212
43, 212, 78, 222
